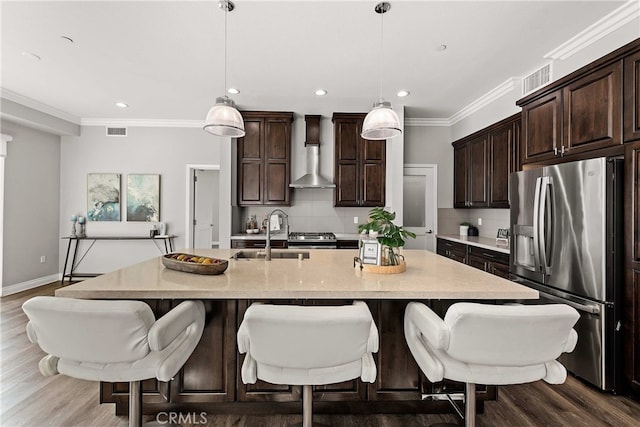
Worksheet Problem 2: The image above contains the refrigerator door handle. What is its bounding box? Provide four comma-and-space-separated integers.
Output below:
538, 290, 601, 314
538, 176, 553, 275
532, 177, 543, 272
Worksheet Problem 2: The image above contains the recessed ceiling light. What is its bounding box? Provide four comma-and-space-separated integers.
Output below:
21, 52, 41, 60
60, 36, 74, 44
437, 44, 447, 51
227, 88, 240, 95
115, 102, 129, 108
315, 89, 327, 96
397, 90, 410, 97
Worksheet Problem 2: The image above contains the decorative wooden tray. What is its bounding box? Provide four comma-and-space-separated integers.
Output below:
162, 253, 229, 275
358, 260, 406, 274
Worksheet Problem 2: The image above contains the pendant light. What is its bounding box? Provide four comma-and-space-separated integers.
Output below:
361, 2, 402, 140
203, 0, 245, 137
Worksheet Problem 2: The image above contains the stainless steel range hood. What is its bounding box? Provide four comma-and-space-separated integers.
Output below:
290, 115, 336, 189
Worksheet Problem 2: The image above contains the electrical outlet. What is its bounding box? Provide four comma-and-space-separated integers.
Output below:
477, 218, 482, 226
40, 256, 46, 263
354, 216, 359, 224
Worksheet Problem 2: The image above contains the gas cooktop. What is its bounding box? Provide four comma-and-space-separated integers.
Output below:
288, 232, 337, 242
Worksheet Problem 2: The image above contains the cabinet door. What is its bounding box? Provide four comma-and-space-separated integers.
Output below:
522, 91, 562, 164
563, 61, 622, 154
368, 300, 423, 400
334, 119, 360, 206
468, 255, 487, 272
488, 121, 513, 208
624, 50, 640, 142
170, 300, 237, 403
468, 136, 488, 207
489, 262, 511, 279
361, 139, 385, 206
238, 120, 263, 205
625, 141, 640, 398
264, 118, 291, 205
453, 143, 469, 208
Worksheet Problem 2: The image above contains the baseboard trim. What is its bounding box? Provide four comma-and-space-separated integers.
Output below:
1, 273, 61, 297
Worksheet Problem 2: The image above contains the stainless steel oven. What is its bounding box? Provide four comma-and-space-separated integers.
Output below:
288, 232, 337, 249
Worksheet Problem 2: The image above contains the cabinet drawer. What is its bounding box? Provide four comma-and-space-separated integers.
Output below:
436, 239, 468, 264
468, 246, 510, 265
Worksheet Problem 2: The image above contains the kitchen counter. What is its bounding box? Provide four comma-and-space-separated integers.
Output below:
57, 248, 537, 417
437, 234, 510, 254
56, 248, 534, 300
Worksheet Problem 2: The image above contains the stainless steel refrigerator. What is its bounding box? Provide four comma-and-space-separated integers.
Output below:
509, 157, 623, 391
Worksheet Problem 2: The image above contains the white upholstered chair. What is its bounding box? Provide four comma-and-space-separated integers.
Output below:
22, 296, 206, 427
237, 301, 379, 427
404, 302, 579, 427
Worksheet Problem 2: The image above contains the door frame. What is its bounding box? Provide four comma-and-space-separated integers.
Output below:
185, 164, 220, 249
403, 164, 438, 249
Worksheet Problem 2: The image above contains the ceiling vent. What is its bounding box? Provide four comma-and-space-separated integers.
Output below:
106, 126, 127, 137
522, 63, 552, 96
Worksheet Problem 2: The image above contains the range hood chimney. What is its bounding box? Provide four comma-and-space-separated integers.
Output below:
289, 115, 336, 189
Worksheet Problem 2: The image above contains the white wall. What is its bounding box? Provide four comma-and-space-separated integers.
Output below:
1, 120, 60, 292
59, 126, 224, 274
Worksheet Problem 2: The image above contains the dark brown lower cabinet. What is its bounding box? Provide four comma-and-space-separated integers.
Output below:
101, 299, 497, 414
625, 141, 640, 400
468, 246, 511, 279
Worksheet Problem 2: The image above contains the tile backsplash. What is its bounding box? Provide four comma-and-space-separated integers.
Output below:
236, 189, 371, 234
234, 191, 510, 239
438, 208, 510, 238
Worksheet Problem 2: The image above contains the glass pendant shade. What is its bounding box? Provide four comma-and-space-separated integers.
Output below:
203, 96, 245, 137
361, 100, 402, 140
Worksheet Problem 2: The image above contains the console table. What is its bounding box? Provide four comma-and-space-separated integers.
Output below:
61, 235, 176, 283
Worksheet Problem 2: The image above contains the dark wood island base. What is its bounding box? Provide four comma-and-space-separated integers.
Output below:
100, 299, 497, 417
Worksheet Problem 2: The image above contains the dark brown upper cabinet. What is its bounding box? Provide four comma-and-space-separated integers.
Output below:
563, 61, 622, 154
520, 91, 563, 164
332, 113, 386, 207
488, 116, 520, 208
453, 135, 488, 208
453, 113, 520, 209
625, 49, 640, 142
237, 111, 294, 206
518, 38, 640, 165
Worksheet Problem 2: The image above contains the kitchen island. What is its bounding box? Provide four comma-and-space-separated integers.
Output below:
56, 249, 537, 416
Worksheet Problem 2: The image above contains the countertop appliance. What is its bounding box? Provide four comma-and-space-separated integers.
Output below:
288, 232, 337, 249
509, 157, 623, 392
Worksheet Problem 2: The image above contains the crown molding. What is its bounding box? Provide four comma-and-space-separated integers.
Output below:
80, 118, 204, 128
405, 118, 451, 127
544, 0, 639, 60
449, 78, 518, 125
0, 88, 81, 125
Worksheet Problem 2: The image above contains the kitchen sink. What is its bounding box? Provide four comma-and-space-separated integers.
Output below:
231, 250, 310, 260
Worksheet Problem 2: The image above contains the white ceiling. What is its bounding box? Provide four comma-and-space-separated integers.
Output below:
0, 0, 631, 123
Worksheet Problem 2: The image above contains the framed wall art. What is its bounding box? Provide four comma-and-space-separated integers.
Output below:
87, 173, 121, 221
127, 174, 160, 222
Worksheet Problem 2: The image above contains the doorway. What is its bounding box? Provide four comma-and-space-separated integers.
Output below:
186, 165, 220, 249
402, 165, 438, 252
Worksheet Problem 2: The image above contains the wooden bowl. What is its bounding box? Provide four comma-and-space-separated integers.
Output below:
162, 253, 229, 275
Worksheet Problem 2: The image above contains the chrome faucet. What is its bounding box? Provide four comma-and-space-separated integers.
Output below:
265, 209, 289, 261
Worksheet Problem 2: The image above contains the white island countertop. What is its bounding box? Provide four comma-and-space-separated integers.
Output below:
56, 249, 537, 301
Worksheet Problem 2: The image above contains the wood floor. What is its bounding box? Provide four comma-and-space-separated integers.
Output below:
2, 283, 640, 427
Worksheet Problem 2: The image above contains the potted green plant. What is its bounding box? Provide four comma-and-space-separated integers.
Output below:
358, 207, 416, 266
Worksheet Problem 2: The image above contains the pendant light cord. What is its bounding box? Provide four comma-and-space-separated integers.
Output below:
223, 2, 228, 96
378, 6, 383, 102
